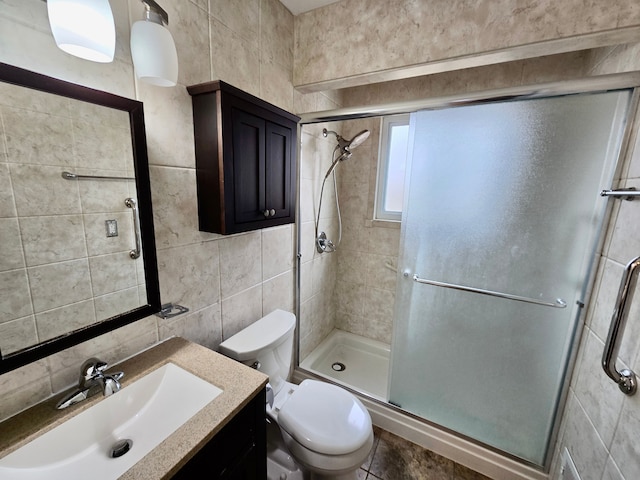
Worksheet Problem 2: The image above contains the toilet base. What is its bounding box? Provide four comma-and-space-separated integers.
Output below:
267, 419, 305, 480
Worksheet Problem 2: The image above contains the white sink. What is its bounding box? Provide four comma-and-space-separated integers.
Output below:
0, 363, 222, 480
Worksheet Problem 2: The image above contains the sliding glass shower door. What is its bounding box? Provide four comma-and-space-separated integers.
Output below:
388, 91, 631, 465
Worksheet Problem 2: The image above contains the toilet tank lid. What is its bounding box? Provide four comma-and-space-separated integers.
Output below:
218, 309, 296, 361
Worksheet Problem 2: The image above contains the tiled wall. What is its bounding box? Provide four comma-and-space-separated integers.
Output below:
0, 0, 316, 422
332, 118, 399, 345
547, 43, 640, 480
298, 112, 342, 360
294, 0, 640, 90
0, 83, 143, 355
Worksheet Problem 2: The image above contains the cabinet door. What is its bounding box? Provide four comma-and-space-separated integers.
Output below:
231, 107, 266, 225
265, 122, 293, 220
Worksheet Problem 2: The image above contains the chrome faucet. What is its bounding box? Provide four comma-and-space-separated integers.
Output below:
56, 358, 124, 409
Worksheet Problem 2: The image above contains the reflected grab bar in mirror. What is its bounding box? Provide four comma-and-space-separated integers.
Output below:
411, 274, 567, 308
125, 198, 141, 260
601, 256, 640, 395
62, 171, 135, 181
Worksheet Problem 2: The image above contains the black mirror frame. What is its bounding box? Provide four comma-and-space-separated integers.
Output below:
0, 62, 161, 374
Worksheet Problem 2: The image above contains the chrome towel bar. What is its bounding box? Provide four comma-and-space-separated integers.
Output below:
602, 256, 640, 395
412, 274, 567, 309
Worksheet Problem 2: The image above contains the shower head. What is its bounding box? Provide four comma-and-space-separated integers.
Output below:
323, 128, 370, 159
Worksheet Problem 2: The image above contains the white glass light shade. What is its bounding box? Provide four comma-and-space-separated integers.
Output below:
130, 20, 178, 87
47, 0, 116, 63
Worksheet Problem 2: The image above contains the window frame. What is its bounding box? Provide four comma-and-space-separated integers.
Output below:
374, 113, 410, 222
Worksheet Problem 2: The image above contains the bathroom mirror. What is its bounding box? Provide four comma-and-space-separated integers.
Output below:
0, 62, 160, 374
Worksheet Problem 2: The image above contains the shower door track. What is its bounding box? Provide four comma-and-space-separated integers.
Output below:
298, 72, 640, 124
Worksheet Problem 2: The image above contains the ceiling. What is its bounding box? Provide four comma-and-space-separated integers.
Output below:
279, 0, 341, 15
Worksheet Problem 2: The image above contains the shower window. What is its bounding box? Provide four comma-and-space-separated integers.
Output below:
375, 114, 410, 221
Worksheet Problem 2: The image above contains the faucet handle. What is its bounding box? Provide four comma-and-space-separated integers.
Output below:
79, 357, 108, 387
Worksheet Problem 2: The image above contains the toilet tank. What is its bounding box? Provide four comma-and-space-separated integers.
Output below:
218, 309, 296, 395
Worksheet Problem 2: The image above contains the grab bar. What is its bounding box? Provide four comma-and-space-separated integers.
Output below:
124, 198, 141, 259
601, 256, 640, 395
600, 187, 640, 200
62, 171, 135, 181
412, 274, 567, 309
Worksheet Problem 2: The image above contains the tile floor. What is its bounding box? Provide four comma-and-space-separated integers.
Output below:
358, 427, 492, 480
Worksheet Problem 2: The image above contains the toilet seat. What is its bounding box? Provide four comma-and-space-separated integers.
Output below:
277, 379, 371, 455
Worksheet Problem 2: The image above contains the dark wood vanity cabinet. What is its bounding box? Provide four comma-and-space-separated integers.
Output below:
188, 80, 299, 235
172, 389, 266, 479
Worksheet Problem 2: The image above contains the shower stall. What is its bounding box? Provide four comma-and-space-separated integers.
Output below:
295, 77, 636, 475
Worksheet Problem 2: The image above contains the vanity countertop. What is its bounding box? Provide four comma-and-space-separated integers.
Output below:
0, 337, 268, 479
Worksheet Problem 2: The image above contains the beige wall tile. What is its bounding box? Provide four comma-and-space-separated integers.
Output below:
160, 303, 222, 351
36, 299, 96, 342
94, 287, 141, 322
3, 107, 74, 167
158, 241, 221, 311
149, 165, 212, 248
263, 270, 295, 316
0, 269, 33, 323
0, 163, 16, 217
20, 215, 87, 267
221, 284, 263, 340
210, 17, 261, 97
0, 218, 25, 271
139, 85, 196, 169
0, 315, 37, 355
89, 252, 137, 297
260, 58, 294, 112
219, 231, 262, 298
262, 225, 293, 280
157, 0, 211, 87
209, 0, 260, 48
10, 164, 82, 217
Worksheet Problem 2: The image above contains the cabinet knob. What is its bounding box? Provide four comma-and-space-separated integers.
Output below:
263, 210, 270, 218
270, 209, 276, 216
263, 209, 276, 218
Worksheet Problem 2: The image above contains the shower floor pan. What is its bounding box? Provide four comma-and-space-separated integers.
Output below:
300, 329, 390, 401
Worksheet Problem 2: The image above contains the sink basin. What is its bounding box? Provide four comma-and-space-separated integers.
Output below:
0, 363, 222, 479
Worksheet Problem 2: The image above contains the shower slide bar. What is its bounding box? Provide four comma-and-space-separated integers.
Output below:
62, 171, 135, 181
411, 274, 567, 308
601, 256, 640, 395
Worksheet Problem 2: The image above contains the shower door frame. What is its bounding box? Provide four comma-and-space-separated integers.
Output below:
294, 72, 640, 474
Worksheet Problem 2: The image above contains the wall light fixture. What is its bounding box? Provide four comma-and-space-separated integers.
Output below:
130, 0, 178, 87
46, 0, 116, 63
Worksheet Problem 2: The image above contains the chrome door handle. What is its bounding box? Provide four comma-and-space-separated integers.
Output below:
602, 256, 640, 395
411, 274, 567, 308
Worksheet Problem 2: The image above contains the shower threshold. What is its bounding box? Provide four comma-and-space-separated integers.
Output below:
300, 329, 390, 401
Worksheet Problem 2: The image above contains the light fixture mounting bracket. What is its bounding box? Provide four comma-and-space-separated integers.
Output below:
140, 0, 169, 25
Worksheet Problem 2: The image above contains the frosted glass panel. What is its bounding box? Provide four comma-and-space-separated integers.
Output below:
389, 91, 630, 465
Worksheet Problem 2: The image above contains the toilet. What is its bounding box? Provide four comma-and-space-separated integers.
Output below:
219, 309, 374, 480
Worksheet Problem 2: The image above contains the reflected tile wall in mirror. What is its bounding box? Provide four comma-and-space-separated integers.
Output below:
0, 82, 145, 355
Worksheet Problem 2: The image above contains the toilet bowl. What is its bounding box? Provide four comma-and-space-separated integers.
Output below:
219, 310, 373, 479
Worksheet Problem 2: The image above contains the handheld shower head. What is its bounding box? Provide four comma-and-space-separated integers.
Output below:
323, 128, 370, 159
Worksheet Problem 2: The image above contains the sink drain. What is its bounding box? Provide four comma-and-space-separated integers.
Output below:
110, 439, 133, 458
331, 362, 346, 372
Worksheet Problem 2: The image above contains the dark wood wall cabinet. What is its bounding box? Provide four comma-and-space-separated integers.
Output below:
188, 81, 300, 235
